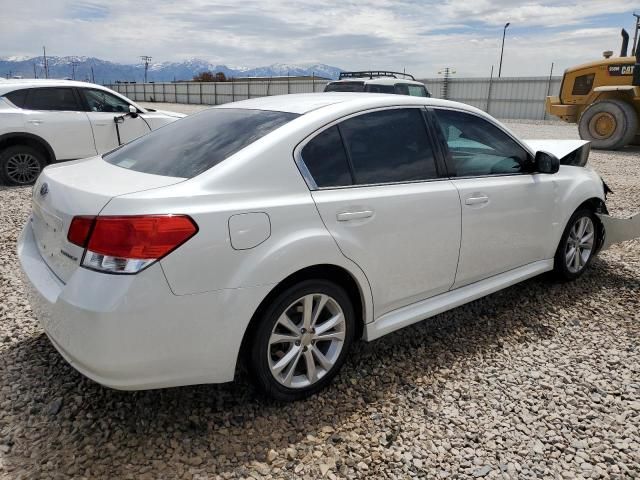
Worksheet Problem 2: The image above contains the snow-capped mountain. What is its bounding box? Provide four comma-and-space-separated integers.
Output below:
0, 56, 343, 82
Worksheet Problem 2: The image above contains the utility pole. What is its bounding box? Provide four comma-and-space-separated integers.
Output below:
70, 61, 78, 80
43, 46, 49, 79
498, 22, 510, 78
91, 66, 95, 83
437, 67, 456, 99
140, 55, 152, 83
33, 63, 37, 79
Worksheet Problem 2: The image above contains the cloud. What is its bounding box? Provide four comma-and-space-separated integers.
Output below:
0, 0, 636, 76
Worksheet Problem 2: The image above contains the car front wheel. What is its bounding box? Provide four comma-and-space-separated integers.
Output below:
554, 209, 598, 280
249, 280, 355, 401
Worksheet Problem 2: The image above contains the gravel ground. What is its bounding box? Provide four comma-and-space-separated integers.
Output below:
1, 114, 639, 479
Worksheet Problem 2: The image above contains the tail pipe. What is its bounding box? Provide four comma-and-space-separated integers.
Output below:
621, 29, 630, 57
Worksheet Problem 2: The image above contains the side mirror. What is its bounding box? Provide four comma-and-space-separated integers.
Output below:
534, 151, 560, 174
128, 105, 139, 118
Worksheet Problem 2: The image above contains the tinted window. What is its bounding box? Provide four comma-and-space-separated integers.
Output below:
433, 109, 530, 177
301, 126, 352, 188
339, 108, 438, 184
26, 87, 81, 111
324, 81, 365, 92
82, 88, 131, 113
394, 84, 410, 95
572, 73, 595, 95
365, 84, 394, 94
4, 89, 28, 108
104, 108, 298, 178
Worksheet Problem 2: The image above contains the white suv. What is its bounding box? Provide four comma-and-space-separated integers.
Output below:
324, 71, 430, 97
0, 80, 184, 185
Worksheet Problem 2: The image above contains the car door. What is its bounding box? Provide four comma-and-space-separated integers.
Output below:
430, 108, 557, 289
21, 87, 96, 160
299, 107, 461, 317
79, 88, 151, 153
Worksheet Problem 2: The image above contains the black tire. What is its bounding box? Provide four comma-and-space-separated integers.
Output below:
578, 99, 638, 150
248, 279, 355, 402
0, 145, 46, 186
554, 208, 599, 281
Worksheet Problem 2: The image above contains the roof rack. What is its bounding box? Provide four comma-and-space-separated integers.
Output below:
338, 70, 416, 81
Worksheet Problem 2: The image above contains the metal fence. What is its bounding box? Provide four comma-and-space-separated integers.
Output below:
106, 76, 562, 120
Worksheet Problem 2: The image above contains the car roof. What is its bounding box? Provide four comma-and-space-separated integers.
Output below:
0, 79, 109, 96
328, 78, 425, 86
216, 92, 483, 116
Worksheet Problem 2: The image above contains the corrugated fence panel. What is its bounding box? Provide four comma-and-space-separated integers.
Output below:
106, 77, 562, 119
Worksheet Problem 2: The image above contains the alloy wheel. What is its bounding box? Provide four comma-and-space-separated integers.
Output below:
6, 153, 41, 185
565, 216, 595, 274
267, 293, 346, 389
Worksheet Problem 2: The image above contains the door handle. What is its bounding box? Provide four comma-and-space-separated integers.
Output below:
27, 119, 43, 125
337, 210, 374, 221
465, 196, 489, 206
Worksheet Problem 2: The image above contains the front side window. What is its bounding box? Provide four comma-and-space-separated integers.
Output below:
25, 88, 81, 111
104, 108, 299, 178
433, 109, 530, 177
300, 126, 352, 188
82, 88, 131, 113
339, 108, 438, 184
407, 85, 429, 97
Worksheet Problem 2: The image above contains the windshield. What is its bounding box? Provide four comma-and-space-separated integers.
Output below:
104, 108, 299, 178
324, 81, 365, 92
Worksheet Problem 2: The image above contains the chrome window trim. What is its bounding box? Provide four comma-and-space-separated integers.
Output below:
293, 104, 446, 191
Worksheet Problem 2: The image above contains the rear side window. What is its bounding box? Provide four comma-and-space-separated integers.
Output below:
26, 88, 81, 111
324, 81, 365, 92
4, 89, 28, 108
572, 73, 595, 95
301, 126, 352, 188
365, 84, 395, 94
339, 108, 438, 184
104, 108, 299, 178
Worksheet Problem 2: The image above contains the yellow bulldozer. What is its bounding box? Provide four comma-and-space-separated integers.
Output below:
546, 14, 640, 149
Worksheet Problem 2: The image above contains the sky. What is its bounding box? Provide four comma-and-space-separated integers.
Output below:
1, 0, 638, 77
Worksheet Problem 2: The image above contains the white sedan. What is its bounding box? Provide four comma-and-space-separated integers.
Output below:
17, 93, 639, 401
0, 80, 184, 185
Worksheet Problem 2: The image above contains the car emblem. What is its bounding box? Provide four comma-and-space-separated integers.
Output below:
39, 182, 49, 197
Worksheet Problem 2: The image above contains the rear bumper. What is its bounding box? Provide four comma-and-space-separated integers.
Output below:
597, 212, 640, 250
17, 220, 272, 390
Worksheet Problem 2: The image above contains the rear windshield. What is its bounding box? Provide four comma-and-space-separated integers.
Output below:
104, 108, 299, 178
324, 81, 365, 92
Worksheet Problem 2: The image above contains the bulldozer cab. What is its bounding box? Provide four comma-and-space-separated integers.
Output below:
546, 14, 640, 150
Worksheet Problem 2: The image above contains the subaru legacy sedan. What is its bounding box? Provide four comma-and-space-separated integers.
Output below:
17, 93, 636, 401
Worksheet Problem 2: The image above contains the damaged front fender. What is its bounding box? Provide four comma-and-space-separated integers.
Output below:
597, 213, 640, 250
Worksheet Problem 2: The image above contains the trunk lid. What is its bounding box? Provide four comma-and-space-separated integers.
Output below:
31, 156, 184, 282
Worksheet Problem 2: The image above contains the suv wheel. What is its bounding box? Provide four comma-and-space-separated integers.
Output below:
0, 145, 46, 186
249, 280, 355, 401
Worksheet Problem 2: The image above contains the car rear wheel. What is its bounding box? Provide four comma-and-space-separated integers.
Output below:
554, 209, 598, 281
578, 99, 638, 150
249, 280, 355, 401
0, 145, 46, 186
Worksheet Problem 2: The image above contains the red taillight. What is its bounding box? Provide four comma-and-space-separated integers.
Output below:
67, 216, 95, 247
87, 215, 198, 259
67, 215, 198, 274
